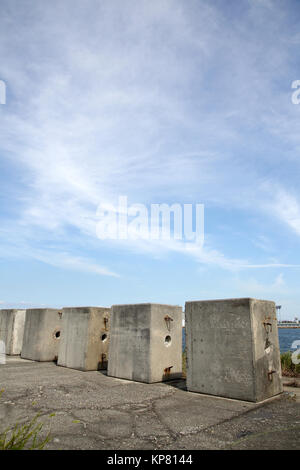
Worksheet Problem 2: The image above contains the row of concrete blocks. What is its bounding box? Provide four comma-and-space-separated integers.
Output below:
0, 299, 283, 402
0, 307, 111, 370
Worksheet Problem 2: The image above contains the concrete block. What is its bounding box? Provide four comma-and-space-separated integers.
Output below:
21, 308, 62, 361
57, 306, 110, 371
185, 298, 283, 402
108, 303, 182, 383
0, 309, 26, 355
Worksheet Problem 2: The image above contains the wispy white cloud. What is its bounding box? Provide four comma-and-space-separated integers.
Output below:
0, 0, 299, 277
236, 272, 288, 297
252, 235, 274, 253
31, 250, 120, 278
266, 189, 300, 237
0, 231, 119, 277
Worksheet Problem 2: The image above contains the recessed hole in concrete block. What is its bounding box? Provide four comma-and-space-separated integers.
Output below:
55, 331, 60, 339
164, 335, 171, 346
101, 333, 108, 342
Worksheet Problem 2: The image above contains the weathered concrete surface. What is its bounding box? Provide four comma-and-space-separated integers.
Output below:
0, 309, 26, 355
58, 306, 110, 371
21, 308, 62, 361
185, 298, 283, 402
108, 304, 182, 383
0, 357, 299, 450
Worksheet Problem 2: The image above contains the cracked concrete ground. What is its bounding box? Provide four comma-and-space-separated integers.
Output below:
0, 357, 299, 450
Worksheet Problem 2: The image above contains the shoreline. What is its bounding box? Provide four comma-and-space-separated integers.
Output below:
278, 326, 300, 329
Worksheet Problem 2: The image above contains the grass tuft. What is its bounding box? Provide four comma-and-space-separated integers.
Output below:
0, 390, 52, 450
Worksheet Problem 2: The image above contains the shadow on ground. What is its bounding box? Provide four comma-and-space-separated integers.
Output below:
0, 357, 299, 450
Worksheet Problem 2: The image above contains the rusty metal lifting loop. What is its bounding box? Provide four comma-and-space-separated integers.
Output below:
164, 315, 173, 331
263, 322, 272, 333
164, 366, 173, 376
268, 370, 276, 381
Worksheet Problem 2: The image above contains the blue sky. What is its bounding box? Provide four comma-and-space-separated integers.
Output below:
0, 0, 300, 319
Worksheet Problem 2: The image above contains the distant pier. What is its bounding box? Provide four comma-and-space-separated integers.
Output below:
278, 323, 300, 329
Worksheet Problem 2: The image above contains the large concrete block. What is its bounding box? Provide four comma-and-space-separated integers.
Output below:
185, 298, 283, 402
108, 303, 182, 383
0, 309, 26, 355
21, 308, 62, 361
58, 306, 110, 371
